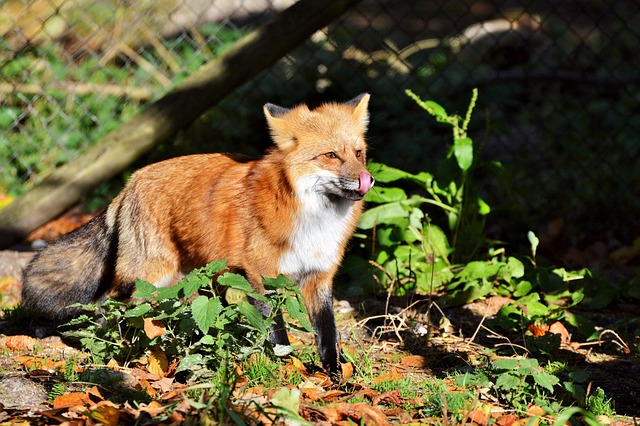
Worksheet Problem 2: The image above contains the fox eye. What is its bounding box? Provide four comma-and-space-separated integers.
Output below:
325, 152, 338, 159
355, 150, 362, 158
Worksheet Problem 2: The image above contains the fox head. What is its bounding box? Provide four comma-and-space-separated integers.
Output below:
264, 94, 374, 202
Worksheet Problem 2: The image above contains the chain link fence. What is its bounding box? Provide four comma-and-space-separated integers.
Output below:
2, 0, 640, 261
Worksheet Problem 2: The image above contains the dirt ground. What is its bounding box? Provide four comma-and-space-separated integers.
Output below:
1, 249, 639, 421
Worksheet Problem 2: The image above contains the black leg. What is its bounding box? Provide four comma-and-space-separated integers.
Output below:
310, 300, 344, 377
252, 298, 290, 345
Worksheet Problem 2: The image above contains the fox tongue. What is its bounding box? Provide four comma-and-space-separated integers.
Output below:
357, 171, 373, 194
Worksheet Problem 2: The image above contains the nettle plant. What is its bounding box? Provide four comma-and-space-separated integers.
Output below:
63, 260, 312, 382
357, 90, 593, 333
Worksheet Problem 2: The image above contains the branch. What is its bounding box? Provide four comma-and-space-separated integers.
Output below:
0, 0, 364, 248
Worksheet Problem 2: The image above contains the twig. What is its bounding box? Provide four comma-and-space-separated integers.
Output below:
0, 81, 154, 101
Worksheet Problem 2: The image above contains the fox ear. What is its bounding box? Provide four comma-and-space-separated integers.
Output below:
346, 93, 370, 130
264, 103, 296, 151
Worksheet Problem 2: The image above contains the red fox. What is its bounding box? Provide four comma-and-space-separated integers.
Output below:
22, 94, 374, 377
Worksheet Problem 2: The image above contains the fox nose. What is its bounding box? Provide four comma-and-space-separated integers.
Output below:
357, 171, 374, 194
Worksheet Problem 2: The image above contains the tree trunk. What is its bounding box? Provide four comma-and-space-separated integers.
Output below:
0, 0, 363, 249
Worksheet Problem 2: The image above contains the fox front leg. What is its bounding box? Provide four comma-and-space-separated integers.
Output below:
301, 275, 345, 378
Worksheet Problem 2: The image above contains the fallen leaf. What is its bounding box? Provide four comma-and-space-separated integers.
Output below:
139, 400, 166, 417
496, 414, 520, 425
333, 402, 390, 426
1, 335, 38, 351
548, 321, 571, 344
147, 347, 169, 376
151, 376, 175, 393
372, 390, 402, 406
289, 356, 308, 375
372, 367, 404, 385
85, 401, 120, 426
138, 378, 157, 397
53, 392, 91, 408
401, 355, 428, 368
528, 324, 548, 337
86, 386, 104, 402
144, 318, 167, 339
341, 361, 354, 380
466, 409, 489, 425
106, 358, 121, 369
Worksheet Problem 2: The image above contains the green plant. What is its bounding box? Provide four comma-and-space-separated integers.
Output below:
63, 260, 313, 381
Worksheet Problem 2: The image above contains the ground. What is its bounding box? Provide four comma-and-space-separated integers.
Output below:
1, 245, 639, 424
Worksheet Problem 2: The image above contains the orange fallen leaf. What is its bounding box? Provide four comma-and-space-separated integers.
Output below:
466, 409, 489, 425
289, 356, 308, 374
548, 321, 571, 344
144, 318, 167, 339
106, 358, 121, 369
53, 392, 91, 408
372, 367, 404, 385
333, 402, 390, 426
496, 414, 520, 426
147, 347, 169, 376
372, 390, 402, 406
1, 335, 38, 351
401, 355, 428, 368
528, 324, 548, 337
85, 401, 120, 426
86, 386, 104, 402
341, 362, 354, 380
139, 378, 158, 397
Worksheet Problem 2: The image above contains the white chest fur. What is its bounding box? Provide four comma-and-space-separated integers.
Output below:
278, 175, 356, 283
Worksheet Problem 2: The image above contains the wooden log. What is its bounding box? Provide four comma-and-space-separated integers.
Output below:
0, 0, 363, 248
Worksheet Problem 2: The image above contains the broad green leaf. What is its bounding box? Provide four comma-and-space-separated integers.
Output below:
285, 297, 313, 332
364, 186, 407, 203
458, 260, 501, 280
501, 257, 525, 281
133, 279, 156, 298
156, 284, 182, 300
423, 224, 450, 258
532, 370, 559, 392
182, 271, 209, 297
495, 372, 520, 390
176, 354, 204, 373
453, 136, 473, 170
358, 201, 409, 230
263, 274, 295, 291
218, 272, 253, 292
123, 303, 152, 318
204, 259, 227, 274
237, 301, 268, 333
271, 387, 301, 415
191, 295, 223, 333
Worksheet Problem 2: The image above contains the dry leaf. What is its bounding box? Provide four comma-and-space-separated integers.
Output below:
548, 321, 571, 344
106, 358, 121, 369
53, 392, 91, 408
401, 355, 428, 368
341, 362, 354, 380
144, 318, 167, 339
372, 390, 402, 406
528, 324, 548, 337
147, 347, 169, 376
138, 378, 157, 397
140, 400, 166, 416
86, 401, 120, 426
372, 367, 404, 385
333, 402, 390, 426
496, 414, 520, 426
289, 356, 308, 374
466, 409, 489, 425
1, 335, 38, 351
86, 386, 104, 402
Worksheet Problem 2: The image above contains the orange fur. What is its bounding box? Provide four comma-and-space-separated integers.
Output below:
22, 94, 374, 377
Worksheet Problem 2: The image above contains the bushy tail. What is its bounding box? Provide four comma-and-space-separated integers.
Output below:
21, 211, 117, 320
